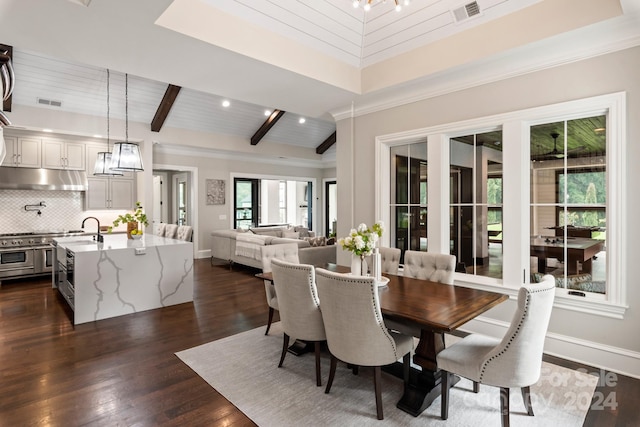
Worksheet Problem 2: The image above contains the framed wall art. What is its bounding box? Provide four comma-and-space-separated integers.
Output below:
206, 179, 225, 205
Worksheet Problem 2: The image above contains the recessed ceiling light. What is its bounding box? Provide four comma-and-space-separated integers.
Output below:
93, 134, 102, 138
299, 118, 306, 124
264, 110, 272, 116
43, 129, 52, 132
222, 100, 230, 108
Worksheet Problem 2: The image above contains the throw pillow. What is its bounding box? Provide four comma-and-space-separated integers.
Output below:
294, 226, 311, 238
282, 231, 300, 239
304, 236, 326, 247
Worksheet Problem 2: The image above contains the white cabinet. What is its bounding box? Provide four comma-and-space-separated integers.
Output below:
42, 139, 85, 170
86, 177, 135, 210
2, 136, 41, 168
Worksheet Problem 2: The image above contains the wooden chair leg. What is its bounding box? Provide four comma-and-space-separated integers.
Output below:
473, 381, 480, 393
402, 353, 410, 388
314, 341, 322, 387
373, 366, 384, 420
265, 307, 275, 335
278, 333, 290, 367
521, 386, 534, 416
500, 387, 510, 427
325, 354, 337, 394
352, 365, 359, 375
441, 370, 450, 420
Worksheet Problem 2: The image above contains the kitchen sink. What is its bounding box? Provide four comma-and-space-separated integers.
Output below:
63, 239, 98, 245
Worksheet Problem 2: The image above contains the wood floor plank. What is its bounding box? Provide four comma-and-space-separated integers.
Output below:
0, 259, 636, 426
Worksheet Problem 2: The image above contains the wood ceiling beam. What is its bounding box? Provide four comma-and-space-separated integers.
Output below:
251, 109, 285, 145
1, 43, 12, 112
316, 131, 336, 154
150, 84, 181, 132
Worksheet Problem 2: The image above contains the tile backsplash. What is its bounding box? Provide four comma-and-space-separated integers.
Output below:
0, 190, 129, 233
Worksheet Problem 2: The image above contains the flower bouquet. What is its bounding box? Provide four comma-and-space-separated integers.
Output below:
338, 221, 384, 275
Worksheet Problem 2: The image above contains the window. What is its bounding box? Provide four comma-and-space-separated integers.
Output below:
232, 173, 316, 230
390, 143, 427, 262
530, 116, 607, 295
449, 130, 503, 279
377, 92, 626, 317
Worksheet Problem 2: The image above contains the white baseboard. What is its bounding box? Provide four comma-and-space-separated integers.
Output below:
195, 249, 211, 259
461, 316, 640, 380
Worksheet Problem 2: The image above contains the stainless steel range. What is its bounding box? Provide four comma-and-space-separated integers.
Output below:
0, 230, 86, 282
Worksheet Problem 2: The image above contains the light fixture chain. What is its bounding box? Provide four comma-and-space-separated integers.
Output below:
125, 73, 128, 142
106, 69, 110, 149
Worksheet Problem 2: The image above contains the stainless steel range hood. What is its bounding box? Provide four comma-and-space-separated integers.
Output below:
0, 167, 87, 191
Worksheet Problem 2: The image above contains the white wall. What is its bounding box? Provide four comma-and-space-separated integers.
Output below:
336, 46, 640, 376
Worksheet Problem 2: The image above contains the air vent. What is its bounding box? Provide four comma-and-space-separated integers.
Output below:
37, 98, 62, 107
453, 1, 481, 22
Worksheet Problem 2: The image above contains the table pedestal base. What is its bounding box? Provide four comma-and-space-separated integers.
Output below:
383, 363, 460, 416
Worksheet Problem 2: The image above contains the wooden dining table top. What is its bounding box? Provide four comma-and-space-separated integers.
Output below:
257, 263, 508, 334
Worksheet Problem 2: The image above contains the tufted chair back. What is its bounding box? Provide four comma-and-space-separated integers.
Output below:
378, 247, 401, 275
260, 243, 300, 335
177, 225, 193, 241
164, 224, 178, 239
155, 223, 167, 237
403, 250, 456, 284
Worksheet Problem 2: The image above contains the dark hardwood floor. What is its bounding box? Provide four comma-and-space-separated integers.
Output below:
0, 259, 637, 426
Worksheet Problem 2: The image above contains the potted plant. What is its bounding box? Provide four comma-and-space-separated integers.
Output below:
111, 201, 149, 239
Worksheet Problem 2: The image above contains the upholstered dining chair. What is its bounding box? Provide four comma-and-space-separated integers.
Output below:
154, 223, 167, 237
315, 268, 414, 420
403, 250, 456, 284
436, 275, 556, 427
260, 243, 300, 335
378, 247, 402, 275
176, 225, 193, 241
270, 259, 326, 386
164, 224, 178, 239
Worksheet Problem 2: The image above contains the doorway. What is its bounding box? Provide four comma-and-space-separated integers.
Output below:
152, 164, 198, 256
324, 180, 337, 237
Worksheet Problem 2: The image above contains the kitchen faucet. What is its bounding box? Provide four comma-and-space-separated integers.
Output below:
81, 216, 104, 243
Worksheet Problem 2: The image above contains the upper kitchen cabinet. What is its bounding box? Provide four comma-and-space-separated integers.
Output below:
42, 139, 85, 170
86, 177, 135, 210
2, 136, 41, 168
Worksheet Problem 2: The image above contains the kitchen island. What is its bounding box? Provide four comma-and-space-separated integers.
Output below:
53, 233, 193, 325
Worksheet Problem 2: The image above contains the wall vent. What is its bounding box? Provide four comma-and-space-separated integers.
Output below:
453, 1, 481, 22
37, 98, 62, 107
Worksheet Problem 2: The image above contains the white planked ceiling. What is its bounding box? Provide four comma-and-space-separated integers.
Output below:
10, 49, 338, 154
202, 0, 541, 68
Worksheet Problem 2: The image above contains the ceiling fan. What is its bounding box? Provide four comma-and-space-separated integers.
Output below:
531, 132, 585, 161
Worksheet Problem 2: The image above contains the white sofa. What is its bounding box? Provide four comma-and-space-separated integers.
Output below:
211, 226, 336, 269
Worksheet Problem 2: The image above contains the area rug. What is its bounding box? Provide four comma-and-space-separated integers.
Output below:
176, 323, 597, 426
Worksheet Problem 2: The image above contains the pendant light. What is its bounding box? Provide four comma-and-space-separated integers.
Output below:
109, 73, 144, 172
93, 69, 123, 176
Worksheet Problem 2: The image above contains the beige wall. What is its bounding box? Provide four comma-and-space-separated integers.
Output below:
336, 46, 640, 373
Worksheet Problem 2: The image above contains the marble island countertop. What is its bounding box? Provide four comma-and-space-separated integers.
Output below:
53, 233, 194, 325
54, 233, 191, 253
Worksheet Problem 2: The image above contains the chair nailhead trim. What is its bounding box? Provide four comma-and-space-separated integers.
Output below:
479, 286, 552, 382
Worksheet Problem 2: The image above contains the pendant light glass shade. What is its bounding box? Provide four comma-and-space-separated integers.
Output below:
109, 73, 144, 172
110, 141, 144, 171
94, 69, 123, 176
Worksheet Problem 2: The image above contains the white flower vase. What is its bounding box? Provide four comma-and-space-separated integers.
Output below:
351, 254, 367, 276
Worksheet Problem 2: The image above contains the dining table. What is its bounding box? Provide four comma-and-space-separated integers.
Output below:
256, 263, 508, 416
